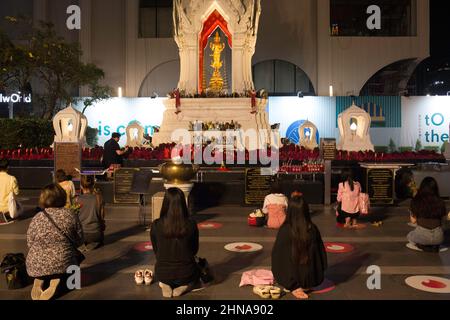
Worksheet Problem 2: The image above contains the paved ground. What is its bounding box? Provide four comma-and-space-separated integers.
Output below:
1, 191, 450, 300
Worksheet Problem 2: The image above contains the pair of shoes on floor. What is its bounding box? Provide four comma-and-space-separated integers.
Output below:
135, 270, 153, 285
253, 285, 282, 299
31, 279, 60, 300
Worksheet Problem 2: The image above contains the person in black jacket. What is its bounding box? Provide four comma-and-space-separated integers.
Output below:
102, 133, 129, 169
150, 188, 200, 298
271, 195, 327, 299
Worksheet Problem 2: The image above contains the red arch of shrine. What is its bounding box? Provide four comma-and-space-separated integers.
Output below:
199, 10, 233, 93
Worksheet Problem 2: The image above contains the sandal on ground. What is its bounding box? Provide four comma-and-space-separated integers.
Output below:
269, 286, 281, 299
39, 279, 61, 300
31, 279, 44, 300
144, 270, 153, 285
159, 282, 173, 298
134, 270, 144, 285
253, 285, 271, 299
292, 288, 309, 300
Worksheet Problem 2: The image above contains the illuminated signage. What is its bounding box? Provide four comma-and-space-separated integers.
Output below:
0, 93, 32, 104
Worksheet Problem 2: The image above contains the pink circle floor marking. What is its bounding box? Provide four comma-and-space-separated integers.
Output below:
405, 276, 450, 293
224, 242, 263, 253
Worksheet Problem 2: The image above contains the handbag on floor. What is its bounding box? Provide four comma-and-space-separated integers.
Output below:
248, 209, 266, 227
0, 253, 30, 290
358, 193, 370, 215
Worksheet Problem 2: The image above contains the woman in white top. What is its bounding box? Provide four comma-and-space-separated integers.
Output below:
0, 159, 19, 224
263, 181, 288, 229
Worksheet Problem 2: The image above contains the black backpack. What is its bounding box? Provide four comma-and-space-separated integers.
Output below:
0, 253, 30, 290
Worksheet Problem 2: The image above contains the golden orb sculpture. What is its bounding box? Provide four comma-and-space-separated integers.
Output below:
159, 159, 199, 185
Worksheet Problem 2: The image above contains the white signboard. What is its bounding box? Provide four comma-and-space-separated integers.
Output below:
75, 98, 165, 146
401, 96, 450, 148
75, 96, 450, 149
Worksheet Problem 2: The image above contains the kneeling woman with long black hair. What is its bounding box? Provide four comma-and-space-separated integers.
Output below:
150, 188, 200, 298
271, 195, 327, 299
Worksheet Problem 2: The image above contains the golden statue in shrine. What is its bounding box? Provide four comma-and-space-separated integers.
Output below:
208, 31, 225, 92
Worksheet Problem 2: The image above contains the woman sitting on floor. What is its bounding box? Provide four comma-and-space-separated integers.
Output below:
408, 177, 447, 251
271, 195, 327, 299
26, 184, 84, 300
337, 169, 361, 228
55, 169, 76, 208
78, 175, 105, 251
150, 188, 201, 298
262, 180, 288, 229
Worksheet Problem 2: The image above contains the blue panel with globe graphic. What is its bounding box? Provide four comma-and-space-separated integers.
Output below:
286, 120, 320, 144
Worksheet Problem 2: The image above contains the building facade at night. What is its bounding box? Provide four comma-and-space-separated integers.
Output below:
1, 0, 429, 97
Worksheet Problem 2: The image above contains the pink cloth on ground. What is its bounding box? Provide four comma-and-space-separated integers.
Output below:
239, 269, 274, 287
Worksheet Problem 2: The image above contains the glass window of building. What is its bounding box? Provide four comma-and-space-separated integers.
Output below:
330, 0, 417, 37
139, 0, 173, 38
253, 60, 315, 96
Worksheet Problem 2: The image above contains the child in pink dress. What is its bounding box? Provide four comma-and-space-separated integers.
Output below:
337, 170, 361, 228
263, 181, 288, 229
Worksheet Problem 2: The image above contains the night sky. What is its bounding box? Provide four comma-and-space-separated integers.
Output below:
430, 0, 450, 57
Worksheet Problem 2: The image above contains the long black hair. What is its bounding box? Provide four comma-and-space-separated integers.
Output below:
270, 179, 283, 194
159, 188, 190, 238
417, 177, 440, 197
341, 169, 355, 192
411, 177, 445, 220
286, 196, 312, 265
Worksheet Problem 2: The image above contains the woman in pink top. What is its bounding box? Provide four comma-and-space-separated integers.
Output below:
263, 181, 288, 229
337, 170, 361, 228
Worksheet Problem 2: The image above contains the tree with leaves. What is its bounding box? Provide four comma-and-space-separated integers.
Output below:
0, 23, 34, 95
388, 138, 397, 153
0, 17, 111, 119
415, 139, 422, 152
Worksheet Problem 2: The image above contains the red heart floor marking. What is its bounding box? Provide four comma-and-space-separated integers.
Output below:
134, 242, 153, 252
197, 222, 223, 229
236, 245, 252, 250
422, 280, 447, 289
